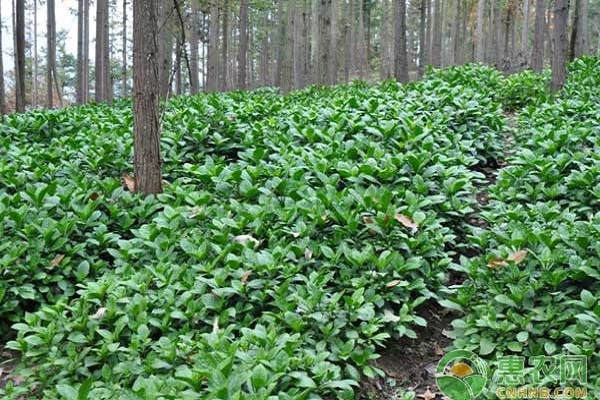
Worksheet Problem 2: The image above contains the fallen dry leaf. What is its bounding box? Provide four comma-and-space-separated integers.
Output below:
386, 279, 402, 288
241, 271, 252, 285
49, 254, 65, 268
418, 388, 436, 400
508, 249, 528, 264
89, 307, 107, 320
304, 248, 313, 260
395, 213, 419, 233
488, 257, 508, 269
362, 216, 375, 224
123, 174, 136, 193
434, 342, 445, 356
90, 192, 100, 201
233, 234, 260, 248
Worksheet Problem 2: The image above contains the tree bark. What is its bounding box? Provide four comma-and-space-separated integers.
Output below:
551, 0, 570, 92
531, 0, 545, 72
521, 0, 531, 55
133, 0, 162, 195
122, 0, 128, 98
318, 0, 331, 85
95, 0, 110, 103
329, 0, 338, 85
237, 0, 248, 90
393, 0, 408, 83
15, 0, 25, 113
419, 0, 428, 74
206, 0, 219, 92
0, 0, 5, 114
47, 0, 56, 107
158, 0, 173, 99
571, 0, 588, 58
357, 0, 367, 78
475, 0, 485, 62
33, 0, 38, 108
189, 0, 200, 93
293, 1, 305, 89
431, 0, 442, 67
221, 0, 229, 91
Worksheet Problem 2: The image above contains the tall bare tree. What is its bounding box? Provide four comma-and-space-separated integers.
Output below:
47, 0, 57, 107
220, 0, 229, 91
206, 0, 219, 92
237, 0, 249, 90
95, 0, 111, 103
15, 0, 25, 112
393, 0, 408, 83
190, 0, 200, 94
431, 0, 442, 67
158, 0, 173, 99
0, 0, 5, 114
521, 0, 531, 55
77, 0, 90, 104
122, 0, 128, 98
570, 0, 588, 59
33, 0, 38, 107
318, 0, 331, 85
475, 0, 485, 61
551, 0, 570, 92
329, 0, 337, 85
531, 0, 545, 72
133, 0, 162, 195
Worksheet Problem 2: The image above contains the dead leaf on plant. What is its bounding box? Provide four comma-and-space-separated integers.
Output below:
49, 254, 65, 268
395, 213, 419, 233
508, 249, 528, 264
233, 234, 259, 248
241, 271, 252, 285
386, 279, 401, 288
123, 174, 136, 193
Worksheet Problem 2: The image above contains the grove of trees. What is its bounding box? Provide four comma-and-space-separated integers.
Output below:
0, 0, 598, 114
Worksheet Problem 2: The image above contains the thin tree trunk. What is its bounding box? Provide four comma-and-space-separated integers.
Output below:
259, 13, 268, 87
419, 0, 428, 74
158, 0, 173, 99
349, 0, 356, 77
521, 0, 531, 55
551, 0, 570, 92
206, 1, 219, 92
329, 0, 337, 85
393, 0, 408, 83
95, 0, 110, 103
572, 0, 588, 58
475, 0, 485, 62
357, 0, 367, 78
431, 0, 442, 67
175, 39, 182, 95
0, 0, 5, 114
531, 0, 545, 71
318, 0, 331, 85
494, 0, 504, 65
425, 0, 432, 65
293, 1, 305, 89
122, 0, 128, 98
83, 0, 90, 103
238, 0, 248, 90
33, 0, 38, 107
77, 0, 84, 104
221, 0, 228, 91
133, 0, 162, 195
189, 0, 199, 94
47, 0, 56, 107
15, 0, 25, 112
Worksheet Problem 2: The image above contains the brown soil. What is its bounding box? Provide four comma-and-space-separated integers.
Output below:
0, 345, 20, 389
358, 304, 457, 400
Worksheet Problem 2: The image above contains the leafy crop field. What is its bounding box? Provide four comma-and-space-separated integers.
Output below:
1, 58, 599, 399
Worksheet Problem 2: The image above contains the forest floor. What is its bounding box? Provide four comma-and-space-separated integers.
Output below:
358, 113, 517, 400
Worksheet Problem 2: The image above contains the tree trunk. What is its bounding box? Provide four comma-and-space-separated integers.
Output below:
551, 0, 570, 92
419, 0, 428, 74
281, 2, 294, 93
237, 0, 248, 90
0, 0, 5, 114
475, 0, 485, 62
357, 0, 367, 78
521, 0, 531, 55
133, 0, 162, 195
329, 0, 337, 85
158, 0, 173, 99
175, 39, 182, 95
33, 0, 38, 108
293, 1, 305, 89
318, 0, 331, 85
431, 0, 442, 67
349, 0, 356, 77
189, 0, 200, 94
259, 13, 268, 87
571, 0, 588, 58
531, 0, 545, 72
206, 1, 219, 92
393, 0, 408, 83
47, 0, 56, 107
77, 0, 84, 104
95, 0, 110, 103
221, 0, 228, 91
15, 0, 25, 113
122, 0, 128, 98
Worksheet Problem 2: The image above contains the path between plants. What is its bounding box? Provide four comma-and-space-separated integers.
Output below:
358, 113, 517, 400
